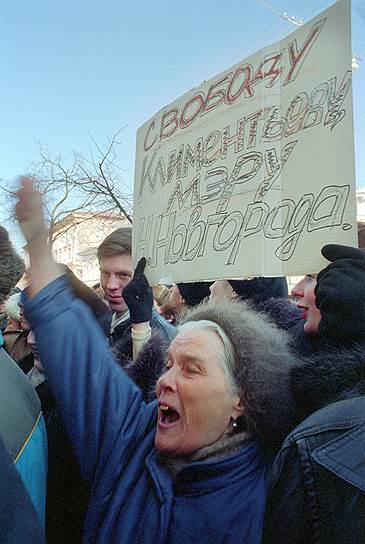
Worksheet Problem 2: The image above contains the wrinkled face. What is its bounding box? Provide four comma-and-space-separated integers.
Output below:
209, 280, 237, 302
99, 254, 133, 315
292, 275, 321, 335
155, 328, 242, 456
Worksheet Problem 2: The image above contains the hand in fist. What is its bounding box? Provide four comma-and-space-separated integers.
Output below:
15, 177, 46, 245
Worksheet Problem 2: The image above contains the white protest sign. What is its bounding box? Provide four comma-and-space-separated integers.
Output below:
133, 0, 357, 285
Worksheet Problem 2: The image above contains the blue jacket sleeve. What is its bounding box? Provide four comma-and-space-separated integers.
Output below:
25, 275, 157, 483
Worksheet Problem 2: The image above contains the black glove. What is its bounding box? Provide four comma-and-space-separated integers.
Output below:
122, 257, 153, 323
315, 244, 365, 342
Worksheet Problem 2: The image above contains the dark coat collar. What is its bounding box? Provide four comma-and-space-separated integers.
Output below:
313, 420, 365, 492
284, 397, 365, 492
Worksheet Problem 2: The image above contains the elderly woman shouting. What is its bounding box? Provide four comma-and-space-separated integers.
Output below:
16, 178, 298, 544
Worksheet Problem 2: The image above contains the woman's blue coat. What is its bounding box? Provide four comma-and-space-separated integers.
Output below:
26, 276, 268, 543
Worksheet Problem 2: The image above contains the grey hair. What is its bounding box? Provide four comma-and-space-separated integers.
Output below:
178, 319, 238, 396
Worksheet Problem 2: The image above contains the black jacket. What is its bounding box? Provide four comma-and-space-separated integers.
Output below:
35, 379, 90, 543
263, 396, 365, 544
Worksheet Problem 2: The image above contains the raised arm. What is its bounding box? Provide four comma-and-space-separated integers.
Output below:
16, 178, 156, 483
15, 177, 63, 297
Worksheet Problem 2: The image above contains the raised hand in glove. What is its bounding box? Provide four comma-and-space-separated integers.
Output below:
315, 244, 365, 342
122, 257, 153, 323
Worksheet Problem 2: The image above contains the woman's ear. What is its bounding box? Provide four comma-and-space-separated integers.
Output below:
232, 396, 243, 419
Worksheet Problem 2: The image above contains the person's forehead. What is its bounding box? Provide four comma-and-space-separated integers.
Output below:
170, 328, 222, 358
99, 253, 133, 272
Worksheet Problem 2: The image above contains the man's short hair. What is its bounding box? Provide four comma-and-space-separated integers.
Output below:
97, 228, 132, 261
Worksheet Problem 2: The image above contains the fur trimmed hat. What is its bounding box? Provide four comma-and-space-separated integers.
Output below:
0, 227, 25, 305
180, 299, 299, 452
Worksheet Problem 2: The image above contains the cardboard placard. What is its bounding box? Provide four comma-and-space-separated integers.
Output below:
133, 0, 357, 284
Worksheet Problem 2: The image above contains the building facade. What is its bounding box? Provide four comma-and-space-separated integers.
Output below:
52, 212, 129, 286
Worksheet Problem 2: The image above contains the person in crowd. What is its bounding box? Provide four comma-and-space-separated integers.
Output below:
0, 331, 48, 529
97, 228, 175, 357
210, 276, 301, 331
2, 291, 22, 328
210, 276, 288, 303
1, 291, 32, 363
26, 329, 90, 544
288, 244, 365, 356
0, 435, 44, 543
0, 225, 47, 530
17, 296, 36, 373
152, 283, 172, 315
0, 225, 24, 329
16, 177, 300, 544
21, 268, 110, 542
160, 282, 212, 324
92, 281, 104, 298
263, 244, 365, 543
110, 258, 172, 400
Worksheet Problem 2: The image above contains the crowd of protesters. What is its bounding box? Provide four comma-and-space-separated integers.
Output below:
0, 176, 364, 543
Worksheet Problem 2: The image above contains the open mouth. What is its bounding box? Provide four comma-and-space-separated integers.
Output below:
158, 404, 180, 427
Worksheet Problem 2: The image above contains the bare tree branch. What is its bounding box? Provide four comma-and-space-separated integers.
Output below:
1, 129, 133, 243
